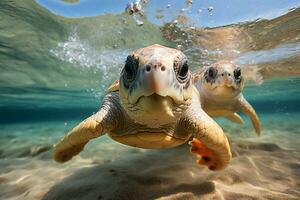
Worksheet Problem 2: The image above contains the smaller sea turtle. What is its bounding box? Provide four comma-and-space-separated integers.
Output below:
53, 44, 232, 170
194, 60, 261, 135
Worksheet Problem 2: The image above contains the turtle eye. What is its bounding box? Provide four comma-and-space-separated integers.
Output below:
178, 60, 189, 81
234, 67, 241, 80
124, 55, 138, 81
207, 67, 217, 79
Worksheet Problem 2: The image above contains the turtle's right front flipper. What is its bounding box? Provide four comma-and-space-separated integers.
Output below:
53, 93, 121, 163
53, 113, 106, 163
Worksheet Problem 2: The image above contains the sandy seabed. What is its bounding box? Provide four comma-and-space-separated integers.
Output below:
0, 114, 299, 200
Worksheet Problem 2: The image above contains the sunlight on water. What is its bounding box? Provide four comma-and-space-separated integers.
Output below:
236, 42, 300, 65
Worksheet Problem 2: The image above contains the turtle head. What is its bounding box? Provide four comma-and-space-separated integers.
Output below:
201, 61, 244, 100
119, 44, 193, 126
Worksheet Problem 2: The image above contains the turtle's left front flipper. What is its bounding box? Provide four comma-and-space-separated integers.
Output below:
237, 96, 261, 136
182, 90, 232, 171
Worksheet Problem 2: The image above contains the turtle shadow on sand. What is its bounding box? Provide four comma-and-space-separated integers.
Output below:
42, 146, 218, 200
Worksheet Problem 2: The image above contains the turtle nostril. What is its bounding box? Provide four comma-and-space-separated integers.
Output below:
161, 66, 166, 71
221, 73, 224, 76
228, 73, 231, 76
146, 65, 151, 72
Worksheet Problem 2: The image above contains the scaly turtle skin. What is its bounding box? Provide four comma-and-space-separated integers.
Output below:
53, 44, 232, 170
194, 60, 261, 135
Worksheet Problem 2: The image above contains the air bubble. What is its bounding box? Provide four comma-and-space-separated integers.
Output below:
207, 6, 214, 12
125, 1, 146, 27
185, 0, 193, 6
125, 2, 142, 15
135, 18, 144, 26
177, 44, 183, 49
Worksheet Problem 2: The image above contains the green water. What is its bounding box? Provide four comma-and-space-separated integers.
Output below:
0, 0, 300, 199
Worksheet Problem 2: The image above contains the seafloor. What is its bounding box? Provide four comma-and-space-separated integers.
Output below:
0, 112, 299, 200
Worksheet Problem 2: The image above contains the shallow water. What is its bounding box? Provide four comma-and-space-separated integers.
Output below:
0, 0, 300, 199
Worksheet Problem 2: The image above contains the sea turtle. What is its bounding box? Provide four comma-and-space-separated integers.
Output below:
193, 60, 261, 135
53, 44, 232, 170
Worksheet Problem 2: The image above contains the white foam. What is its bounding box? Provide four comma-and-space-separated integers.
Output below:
50, 30, 130, 83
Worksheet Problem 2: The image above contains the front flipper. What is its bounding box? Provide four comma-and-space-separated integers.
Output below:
207, 109, 245, 125
53, 113, 106, 163
53, 92, 120, 163
182, 91, 232, 170
237, 96, 261, 136
190, 138, 220, 168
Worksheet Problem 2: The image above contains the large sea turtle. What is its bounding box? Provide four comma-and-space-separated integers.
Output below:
194, 60, 261, 135
53, 44, 232, 170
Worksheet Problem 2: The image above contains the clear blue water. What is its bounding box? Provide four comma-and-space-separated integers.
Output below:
0, 0, 300, 199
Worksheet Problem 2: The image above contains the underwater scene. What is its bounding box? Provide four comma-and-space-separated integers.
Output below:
0, 0, 300, 199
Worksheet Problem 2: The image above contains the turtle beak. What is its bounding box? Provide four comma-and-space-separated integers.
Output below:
218, 71, 234, 87
128, 62, 171, 104
144, 62, 169, 95
127, 62, 190, 105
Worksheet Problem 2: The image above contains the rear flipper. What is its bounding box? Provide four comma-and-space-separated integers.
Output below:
227, 112, 244, 124
207, 109, 244, 125
237, 96, 261, 136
